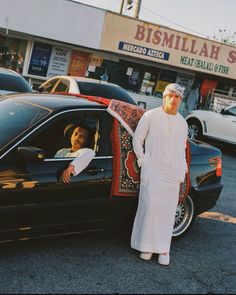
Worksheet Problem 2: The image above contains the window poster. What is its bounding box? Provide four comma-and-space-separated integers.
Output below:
28, 42, 52, 77
47, 46, 71, 77
68, 50, 90, 77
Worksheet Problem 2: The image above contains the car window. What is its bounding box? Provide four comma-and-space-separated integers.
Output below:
0, 98, 51, 150
23, 110, 107, 159
77, 81, 136, 105
0, 73, 32, 92
54, 79, 70, 93
41, 78, 59, 93
226, 106, 236, 116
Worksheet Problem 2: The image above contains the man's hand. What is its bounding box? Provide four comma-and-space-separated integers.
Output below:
60, 164, 76, 183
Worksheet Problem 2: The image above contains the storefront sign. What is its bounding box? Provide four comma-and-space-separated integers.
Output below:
28, 42, 52, 77
47, 46, 71, 77
118, 41, 169, 61
101, 12, 236, 80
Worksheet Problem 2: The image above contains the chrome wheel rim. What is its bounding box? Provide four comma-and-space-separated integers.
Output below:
173, 195, 194, 237
188, 124, 199, 139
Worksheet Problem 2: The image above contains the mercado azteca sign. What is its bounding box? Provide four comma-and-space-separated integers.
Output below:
101, 12, 236, 79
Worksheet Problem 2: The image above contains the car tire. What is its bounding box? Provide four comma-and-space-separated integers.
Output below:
172, 193, 196, 239
187, 119, 202, 140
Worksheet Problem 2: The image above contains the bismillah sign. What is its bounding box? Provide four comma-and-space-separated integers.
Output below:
100, 12, 236, 79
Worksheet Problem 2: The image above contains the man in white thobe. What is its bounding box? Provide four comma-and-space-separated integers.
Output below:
131, 83, 188, 266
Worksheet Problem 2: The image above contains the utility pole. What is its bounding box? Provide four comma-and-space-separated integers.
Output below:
134, 0, 142, 18
120, 0, 142, 18
119, 0, 125, 14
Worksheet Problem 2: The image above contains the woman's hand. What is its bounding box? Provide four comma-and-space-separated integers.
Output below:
60, 164, 76, 183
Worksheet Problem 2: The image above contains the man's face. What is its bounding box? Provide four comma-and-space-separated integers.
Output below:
71, 126, 88, 150
163, 92, 182, 114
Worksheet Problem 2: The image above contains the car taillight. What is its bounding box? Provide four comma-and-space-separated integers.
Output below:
209, 156, 222, 176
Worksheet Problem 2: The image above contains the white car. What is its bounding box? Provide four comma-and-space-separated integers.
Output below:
38, 76, 136, 105
186, 104, 236, 145
0, 67, 32, 95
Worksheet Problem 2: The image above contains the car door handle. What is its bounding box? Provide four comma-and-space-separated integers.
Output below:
86, 168, 104, 174
232, 121, 236, 123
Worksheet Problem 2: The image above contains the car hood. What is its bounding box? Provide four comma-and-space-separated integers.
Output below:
0, 90, 16, 95
187, 110, 221, 120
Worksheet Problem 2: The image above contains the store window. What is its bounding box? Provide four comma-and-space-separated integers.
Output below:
87, 59, 122, 85
139, 72, 158, 96
119, 60, 159, 95
0, 35, 27, 74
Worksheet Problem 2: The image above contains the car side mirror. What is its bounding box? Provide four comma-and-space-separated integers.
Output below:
18, 146, 45, 161
37, 85, 44, 93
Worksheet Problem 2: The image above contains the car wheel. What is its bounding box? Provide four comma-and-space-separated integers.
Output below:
187, 119, 202, 140
172, 194, 196, 239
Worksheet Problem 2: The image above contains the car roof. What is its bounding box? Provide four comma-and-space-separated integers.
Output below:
1, 93, 106, 112
0, 67, 22, 77
49, 75, 120, 87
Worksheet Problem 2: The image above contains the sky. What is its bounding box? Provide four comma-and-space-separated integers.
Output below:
75, 0, 236, 44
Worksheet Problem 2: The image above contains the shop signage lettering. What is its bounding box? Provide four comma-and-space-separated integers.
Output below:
55, 48, 68, 57
134, 25, 236, 64
180, 55, 229, 75
118, 41, 169, 61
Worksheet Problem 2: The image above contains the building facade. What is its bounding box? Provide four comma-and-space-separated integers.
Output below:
1, 0, 236, 110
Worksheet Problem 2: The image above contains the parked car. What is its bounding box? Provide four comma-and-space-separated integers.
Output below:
0, 67, 33, 95
0, 93, 223, 242
38, 76, 136, 105
186, 104, 236, 144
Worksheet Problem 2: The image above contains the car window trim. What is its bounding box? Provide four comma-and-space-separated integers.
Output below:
0, 108, 107, 160
44, 156, 113, 162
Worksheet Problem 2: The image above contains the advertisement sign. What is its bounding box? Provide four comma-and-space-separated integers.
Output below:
47, 46, 71, 77
68, 50, 90, 76
28, 42, 52, 77
155, 80, 170, 94
101, 12, 236, 80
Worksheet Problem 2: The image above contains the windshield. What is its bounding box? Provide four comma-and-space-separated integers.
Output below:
0, 98, 51, 150
0, 73, 32, 93
227, 106, 236, 116
77, 82, 136, 105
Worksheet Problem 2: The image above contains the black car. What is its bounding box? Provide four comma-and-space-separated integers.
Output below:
0, 93, 223, 242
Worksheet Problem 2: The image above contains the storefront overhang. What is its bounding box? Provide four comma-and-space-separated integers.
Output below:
100, 12, 236, 80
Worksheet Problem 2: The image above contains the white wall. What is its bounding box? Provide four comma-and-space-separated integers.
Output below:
0, 0, 105, 49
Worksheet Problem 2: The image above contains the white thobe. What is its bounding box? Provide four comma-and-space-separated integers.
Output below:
131, 107, 188, 254
54, 148, 95, 176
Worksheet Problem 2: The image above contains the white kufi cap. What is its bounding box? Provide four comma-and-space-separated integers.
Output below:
163, 83, 185, 98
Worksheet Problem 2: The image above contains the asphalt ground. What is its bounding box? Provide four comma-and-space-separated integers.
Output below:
0, 142, 235, 294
